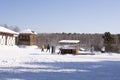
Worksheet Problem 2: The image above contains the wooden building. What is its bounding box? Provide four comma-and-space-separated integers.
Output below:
18, 29, 37, 46
59, 40, 80, 55
0, 26, 18, 46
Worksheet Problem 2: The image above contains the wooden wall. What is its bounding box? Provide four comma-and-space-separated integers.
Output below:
18, 34, 37, 45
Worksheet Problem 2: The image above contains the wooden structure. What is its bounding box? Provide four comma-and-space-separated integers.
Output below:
59, 40, 80, 55
0, 26, 18, 46
18, 29, 37, 46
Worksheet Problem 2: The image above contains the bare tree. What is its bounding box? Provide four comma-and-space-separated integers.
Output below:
12, 26, 20, 32
1, 24, 20, 32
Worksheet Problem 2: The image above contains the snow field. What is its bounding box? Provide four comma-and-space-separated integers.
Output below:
0, 46, 120, 80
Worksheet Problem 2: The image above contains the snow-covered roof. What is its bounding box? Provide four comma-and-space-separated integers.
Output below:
59, 40, 80, 44
19, 28, 37, 35
0, 26, 18, 35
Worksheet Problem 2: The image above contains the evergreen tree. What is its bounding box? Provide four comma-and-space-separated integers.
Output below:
102, 32, 114, 52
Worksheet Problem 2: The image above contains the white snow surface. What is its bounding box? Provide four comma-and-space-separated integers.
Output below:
0, 46, 120, 80
59, 40, 80, 44
0, 26, 18, 34
19, 28, 37, 34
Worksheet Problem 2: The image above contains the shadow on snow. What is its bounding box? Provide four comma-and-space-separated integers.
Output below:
0, 61, 120, 80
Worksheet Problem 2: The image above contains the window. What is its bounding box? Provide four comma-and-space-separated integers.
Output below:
19, 35, 23, 39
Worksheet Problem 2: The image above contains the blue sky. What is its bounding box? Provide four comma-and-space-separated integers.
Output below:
0, 0, 120, 33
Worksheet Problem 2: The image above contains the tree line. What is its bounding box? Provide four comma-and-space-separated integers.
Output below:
37, 32, 120, 53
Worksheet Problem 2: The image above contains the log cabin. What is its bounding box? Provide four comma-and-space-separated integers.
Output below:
18, 28, 37, 46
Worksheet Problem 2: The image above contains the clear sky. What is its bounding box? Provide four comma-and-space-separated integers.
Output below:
0, 0, 120, 33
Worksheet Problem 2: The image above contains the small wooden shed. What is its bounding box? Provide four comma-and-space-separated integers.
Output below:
59, 40, 80, 55
0, 26, 18, 46
18, 28, 37, 46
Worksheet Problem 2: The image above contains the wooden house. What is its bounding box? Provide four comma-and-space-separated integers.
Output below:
0, 26, 18, 46
59, 40, 80, 55
18, 29, 37, 46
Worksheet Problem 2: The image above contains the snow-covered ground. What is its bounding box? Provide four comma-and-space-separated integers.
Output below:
0, 46, 120, 80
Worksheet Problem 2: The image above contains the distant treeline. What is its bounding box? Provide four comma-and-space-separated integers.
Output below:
1, 24, 120, 52
37, 33, 120, 53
